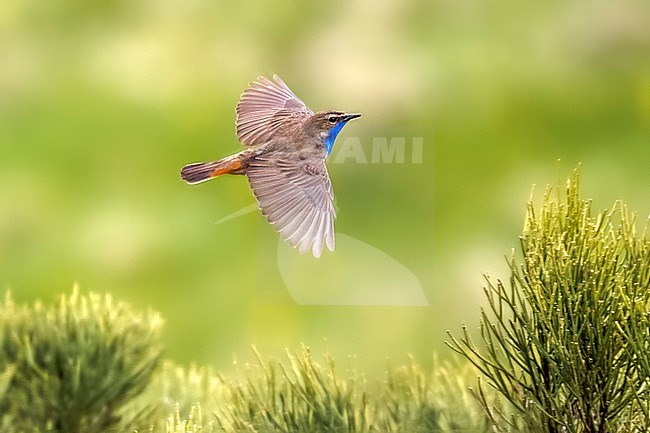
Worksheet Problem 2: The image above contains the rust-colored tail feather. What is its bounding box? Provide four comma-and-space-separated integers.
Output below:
180, 156, 245, 184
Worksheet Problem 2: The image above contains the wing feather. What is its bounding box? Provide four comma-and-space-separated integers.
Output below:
247, 156, 335, 257
305, 211, 325, 256
236, 75, 313, 146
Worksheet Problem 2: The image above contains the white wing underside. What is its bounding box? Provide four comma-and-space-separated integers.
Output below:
247, 157, 335, 258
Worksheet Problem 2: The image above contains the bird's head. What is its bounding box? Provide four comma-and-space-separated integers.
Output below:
309, 111, 361, 155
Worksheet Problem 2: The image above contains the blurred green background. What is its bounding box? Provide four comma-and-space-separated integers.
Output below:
1, 1, 649, 375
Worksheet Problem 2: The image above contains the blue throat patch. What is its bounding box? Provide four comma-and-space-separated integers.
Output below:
324, 121, 349, 155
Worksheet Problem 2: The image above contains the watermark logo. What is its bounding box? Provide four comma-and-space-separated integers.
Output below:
332, 137, 424, 164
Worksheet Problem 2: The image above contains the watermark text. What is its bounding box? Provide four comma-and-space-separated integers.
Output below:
332, 137, 424, 164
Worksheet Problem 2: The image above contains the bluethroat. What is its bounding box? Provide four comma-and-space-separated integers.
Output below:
181, 75, 360, 257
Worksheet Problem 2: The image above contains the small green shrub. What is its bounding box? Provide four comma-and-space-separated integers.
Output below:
447, 170, 650, 432
0, 289, 163, 432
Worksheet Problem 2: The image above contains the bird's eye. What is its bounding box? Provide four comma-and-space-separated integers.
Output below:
328, 116, 337, 124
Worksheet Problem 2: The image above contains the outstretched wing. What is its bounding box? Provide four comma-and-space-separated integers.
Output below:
246, 156, 335, 258
236, 75, 313, 147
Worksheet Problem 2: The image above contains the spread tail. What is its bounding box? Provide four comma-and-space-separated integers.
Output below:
180, 155, 246, 184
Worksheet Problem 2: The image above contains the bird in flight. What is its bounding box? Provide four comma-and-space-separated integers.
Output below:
181, 75, 360, 258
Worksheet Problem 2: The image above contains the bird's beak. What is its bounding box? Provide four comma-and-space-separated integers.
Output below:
343, 113, 362, 122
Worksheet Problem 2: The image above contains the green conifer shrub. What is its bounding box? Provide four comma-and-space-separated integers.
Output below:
447, 171, 650, 432
0, 289, 163, 432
